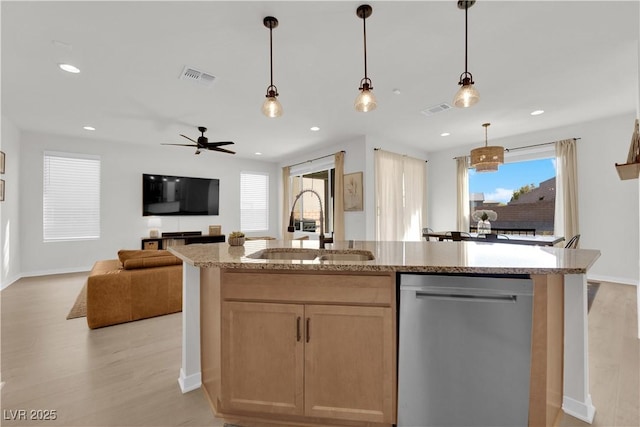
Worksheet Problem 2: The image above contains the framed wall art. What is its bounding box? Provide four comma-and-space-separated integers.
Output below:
343, 172, 363, 211
0, 179, 4, 202
0, 151, 5, 174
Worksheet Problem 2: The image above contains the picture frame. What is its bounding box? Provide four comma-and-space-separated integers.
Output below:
0, 151, 4, 174
0, 179, 4, 202
343, 172, 363, 211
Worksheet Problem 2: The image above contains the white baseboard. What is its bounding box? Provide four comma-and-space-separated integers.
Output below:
563, 395, 596, 424
21, 266, 92, 278
1, 273, 22, 290
587, 274, 638, 287
178, 368, 201, 393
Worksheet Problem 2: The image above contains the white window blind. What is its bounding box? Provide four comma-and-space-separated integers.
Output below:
43, 152, 101, 241
240, 172, 269, 232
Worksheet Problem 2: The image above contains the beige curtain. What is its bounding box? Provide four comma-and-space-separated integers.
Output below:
456, 156, 470, 232
555, 139, 579, 243
375, 149, 426, 241
402, 156, 427, 241
375, 150, 404, 241
333, 152, 345, 241
282, 166, 291, 240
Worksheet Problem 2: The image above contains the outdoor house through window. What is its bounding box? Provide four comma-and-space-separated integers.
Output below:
469, 155, 556, 235
289, 160, 335, 237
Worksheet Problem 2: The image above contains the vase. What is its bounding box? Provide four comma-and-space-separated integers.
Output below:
477, 220, 491, 235
228, 237, 245, 246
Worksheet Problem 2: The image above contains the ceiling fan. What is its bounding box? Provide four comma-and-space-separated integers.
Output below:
162, 126, 235, 155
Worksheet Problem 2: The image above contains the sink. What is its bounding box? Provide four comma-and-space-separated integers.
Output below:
317, 252, 375, 261
248, 249, 319, 260
247, 248, 375, 262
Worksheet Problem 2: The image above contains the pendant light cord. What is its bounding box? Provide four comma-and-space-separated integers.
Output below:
269, 22, 274, 87
362, 13, 368, 80
464, 2, 468, 74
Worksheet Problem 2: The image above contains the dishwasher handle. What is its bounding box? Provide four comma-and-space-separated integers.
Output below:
415, 291, 517, 303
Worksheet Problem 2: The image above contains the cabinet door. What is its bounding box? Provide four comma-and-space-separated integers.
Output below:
221, 301, 304, 415
304, 305, 394, 423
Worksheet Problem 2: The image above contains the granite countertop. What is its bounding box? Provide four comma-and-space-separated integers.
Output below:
168, 239, 601, 275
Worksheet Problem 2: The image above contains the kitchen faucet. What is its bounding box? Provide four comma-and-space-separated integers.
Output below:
287, 189, 333, 249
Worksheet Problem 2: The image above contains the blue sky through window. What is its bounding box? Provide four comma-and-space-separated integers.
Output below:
469, 158, 556, 204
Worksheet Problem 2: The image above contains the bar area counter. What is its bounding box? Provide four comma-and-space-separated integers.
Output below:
169, 240, 600, 427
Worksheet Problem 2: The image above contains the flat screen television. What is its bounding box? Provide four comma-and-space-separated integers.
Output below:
143, 173, 219, 216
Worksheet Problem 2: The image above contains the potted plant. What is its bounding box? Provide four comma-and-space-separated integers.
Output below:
471, 210, 497, 234
228, 231, 246, 246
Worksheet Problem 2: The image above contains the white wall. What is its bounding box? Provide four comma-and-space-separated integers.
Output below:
1, 116, 22, 289
18, 130, 279, 277
427, 112, 640, 286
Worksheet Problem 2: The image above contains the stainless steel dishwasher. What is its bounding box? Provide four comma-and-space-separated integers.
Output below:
398, 274, 534, 427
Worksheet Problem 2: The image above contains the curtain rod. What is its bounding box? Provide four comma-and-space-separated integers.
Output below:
453, 137, 581, 159
286, 150, 345, 168
374, 147, 428, 162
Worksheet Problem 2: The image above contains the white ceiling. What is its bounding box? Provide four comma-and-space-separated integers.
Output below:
2, 1, 638, 161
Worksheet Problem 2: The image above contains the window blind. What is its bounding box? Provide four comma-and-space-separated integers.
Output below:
43, 152, 101, 241
240, 172, 269, 232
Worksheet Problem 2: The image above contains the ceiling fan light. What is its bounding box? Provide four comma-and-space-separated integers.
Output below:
262, 95, 283, 118
453, 81, 480, 108
355, 86, 377, 112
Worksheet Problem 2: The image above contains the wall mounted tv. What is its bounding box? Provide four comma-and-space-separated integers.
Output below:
143, 174, 219, 216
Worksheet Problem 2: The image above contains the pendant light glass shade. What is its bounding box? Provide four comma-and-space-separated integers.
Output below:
262, 88, 283, 118
453, 75, 480, 108
355, 79, 377, 112
355, 5, 375, 113
470, 123, 503, 173
454, 1, 479, 108
262, 16, 282, 118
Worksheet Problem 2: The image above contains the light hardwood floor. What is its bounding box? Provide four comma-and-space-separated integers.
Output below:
1, 273, 638, 427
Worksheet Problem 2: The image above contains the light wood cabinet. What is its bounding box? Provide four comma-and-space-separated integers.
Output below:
217, 270, 396, 426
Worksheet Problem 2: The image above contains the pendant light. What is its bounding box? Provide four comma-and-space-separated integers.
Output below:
453, 0, 480, 108
262, 16, 283, 118
470, 123, 503, 172
354, 4, 377, 113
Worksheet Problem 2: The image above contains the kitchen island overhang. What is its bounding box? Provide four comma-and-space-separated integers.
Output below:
170, 240, 600, 426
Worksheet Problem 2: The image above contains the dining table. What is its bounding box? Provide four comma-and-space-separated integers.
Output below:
424, 231, 565, 246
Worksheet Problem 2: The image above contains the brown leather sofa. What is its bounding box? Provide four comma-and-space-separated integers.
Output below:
86, 250, 183, 329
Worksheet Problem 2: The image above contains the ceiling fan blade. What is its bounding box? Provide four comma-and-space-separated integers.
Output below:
210, 147, 236, 155
206, 141, 234, 147
180, 134, 198, 144
161, 143, 198, 147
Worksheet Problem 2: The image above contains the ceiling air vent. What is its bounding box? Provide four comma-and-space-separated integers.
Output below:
421, 102, 452, 117
179, 66, 216, 88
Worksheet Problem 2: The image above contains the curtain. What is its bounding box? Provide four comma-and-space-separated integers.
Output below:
375, 149, 426, 241
403, 156, 427, 241
555, 139, 579, 243
282, 166, 291, 240
456, 156, 470, 232
334, 151, 345, 241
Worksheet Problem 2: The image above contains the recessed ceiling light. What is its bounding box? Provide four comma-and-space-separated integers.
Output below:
392, 88, 401, 95
530, 110, 545, 116
83, 126, 95, 131
310, 126, 320, 132
440, 132, 451, 137
255, 152, 263, 156
58, 63, 80, 73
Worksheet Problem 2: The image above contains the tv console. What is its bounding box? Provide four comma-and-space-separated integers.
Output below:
142, 231, 225, 250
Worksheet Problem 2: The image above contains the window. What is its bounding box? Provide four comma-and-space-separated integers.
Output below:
289, 159, 334, 235
240, 172, 269, 232
468, 156, 556, 235
43, 152, 101, 241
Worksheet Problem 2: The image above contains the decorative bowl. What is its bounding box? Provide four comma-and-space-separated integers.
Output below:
229, 237, 245, 246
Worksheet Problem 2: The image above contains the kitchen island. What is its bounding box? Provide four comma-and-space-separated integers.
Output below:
169, 239, 600, 427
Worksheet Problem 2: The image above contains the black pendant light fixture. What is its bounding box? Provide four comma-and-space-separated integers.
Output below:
453, 0, 480, 108
354, 4, 377, 113
262, 16, 283, 118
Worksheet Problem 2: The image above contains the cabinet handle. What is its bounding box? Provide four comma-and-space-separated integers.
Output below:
296, 316, 301, 342
306, 317, 310, 343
